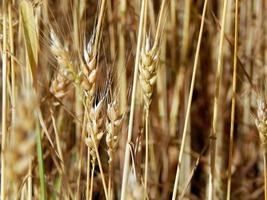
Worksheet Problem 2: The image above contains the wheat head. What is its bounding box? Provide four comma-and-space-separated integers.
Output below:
85, 99, 104, 164
139, 37, 158, 110
106, 100, 123, 163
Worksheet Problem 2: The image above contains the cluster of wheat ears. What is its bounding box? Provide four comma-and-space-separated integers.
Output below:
1, 0, 267, 199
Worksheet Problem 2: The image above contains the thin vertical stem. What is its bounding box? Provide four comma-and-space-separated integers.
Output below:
209, 0, 229, 198
93, 0, 107, 56
86, 147, 91, 200
1, 1, 8, 199
226, 0, 239, 199
264, 152, 267, 200
171, 0, 208, 199
144, 108, 149, 197
92, 136, 109, 200
9, 2, 15, 137
27, 159, 32, 200
120, 1, 147, 199
108, 160, 113, 200
89, 163, 95, 200
76, 113, 87, 200
117, 0, 127, 114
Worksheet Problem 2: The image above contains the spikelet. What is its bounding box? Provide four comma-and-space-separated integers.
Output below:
85, 100, 104, 164
139, 37, 158, 109
50, 71, 70, 103
81, 33, 97, 105
50, 30, 75, 79
106, 100, 123, 163
6, 89, 37, 181
50, 30, 73, 103
255, 96, 267, 151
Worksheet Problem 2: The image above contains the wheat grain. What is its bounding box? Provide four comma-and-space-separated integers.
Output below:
85, 100, 105, 164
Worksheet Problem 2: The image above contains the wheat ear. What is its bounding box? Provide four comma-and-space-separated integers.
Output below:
85, 100, 108, 199
139, 37, 158, 196
81, 36, 97, 105
49, 30, 74, 106
78, 0, 107, 196
80, 35, 98, 200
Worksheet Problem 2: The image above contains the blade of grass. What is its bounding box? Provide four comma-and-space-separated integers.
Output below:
36, 122, 47, 200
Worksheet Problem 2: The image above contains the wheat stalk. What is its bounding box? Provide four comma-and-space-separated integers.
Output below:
171, 0, 208, 198
209, 0, 229, 198
1, 2, 8, 198
226, 0, 239, 199
120, 0, 147, 199
170, 0, 191, 137
117, 0, 127, 114
8, 2, 16, 139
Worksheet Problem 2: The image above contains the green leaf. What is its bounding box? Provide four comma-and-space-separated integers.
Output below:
36, 122, 46, 200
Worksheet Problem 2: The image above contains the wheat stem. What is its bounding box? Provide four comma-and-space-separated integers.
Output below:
1, 2, 8, 198
120, 1, 147, 199
27, 159, 32, 200
171, 0, 208, 199
9, 2, 16, 139
117, 0, 127, 114
152, 0, 167, 51
264, 152, 267, 200
76, 113, 87, 200
86, 147, 91, 200
93, 0, 107, 56
226, 0, 239, 199
170, 0, 191, 137
89, 163, 95, 200
209, 0, 229, 199
91, 135, 109, 200
144, 108, 149, 198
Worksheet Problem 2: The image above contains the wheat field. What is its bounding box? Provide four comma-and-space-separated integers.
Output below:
0, 0, 267, 199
